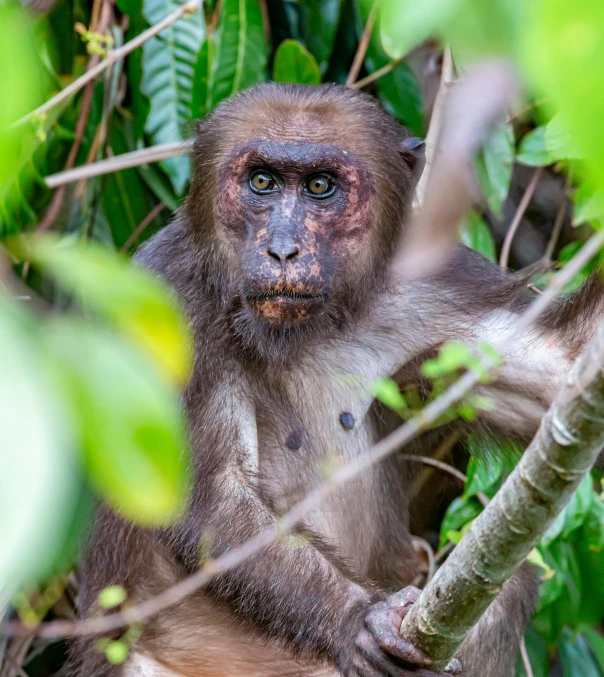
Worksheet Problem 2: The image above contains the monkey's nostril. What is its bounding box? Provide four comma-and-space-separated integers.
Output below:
267, 244, 299, 263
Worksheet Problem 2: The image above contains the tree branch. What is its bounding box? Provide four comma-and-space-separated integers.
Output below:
400, 318, 604, 670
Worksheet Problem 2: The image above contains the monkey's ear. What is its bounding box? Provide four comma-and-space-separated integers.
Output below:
399, 137, 425, 174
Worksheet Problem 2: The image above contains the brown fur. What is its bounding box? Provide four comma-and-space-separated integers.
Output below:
73, 84, 604, 677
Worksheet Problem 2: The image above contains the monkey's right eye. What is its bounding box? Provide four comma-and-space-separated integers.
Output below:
249, 170, 277, 194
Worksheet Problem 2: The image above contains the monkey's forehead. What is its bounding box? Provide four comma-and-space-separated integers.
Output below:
223, 140, 365, 173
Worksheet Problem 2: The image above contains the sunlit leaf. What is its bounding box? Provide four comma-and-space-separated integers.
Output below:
47, 320, 190, 525
141, 0, 205, 193
379, 0, 465, 60
573, 186, 604, 227
523, 0, 604, 193
371, 379, 407, 412
98, 585, 127, 609
439, 496, 482, 549
211, 0, 267, 107
273, 40, 321, 85
21, 237, 193, 385
463, 454, 502, 500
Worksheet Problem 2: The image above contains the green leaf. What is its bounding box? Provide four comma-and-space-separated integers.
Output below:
574, 186, 604, 227
559, 630, 602, 677
583, 629, 604, 674
475, 120, 515, 217
458, 211, 496, 261
371, 379, 407, 412
527, 548, 555, 581
141, 0, 205, 193
273, 40, 321, 85
98, 585, 128, 609
105, 640, 130, 665
463, 454, 502, 500
379, 0, 465, 60
523, 0, 604, 194
191, 37, 217, 119
21, 236, 193, 385
48, 320, 190, 526
296, 0, 343, 75
0, 302, 76, 589
439, 496, 482, 549
211, 0, 267, 107
583, 496, 604, 552
517, 126, 556, 167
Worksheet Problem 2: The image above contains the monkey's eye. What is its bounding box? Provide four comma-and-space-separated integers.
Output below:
249, 170, 277, 194
305, 174, 336, 199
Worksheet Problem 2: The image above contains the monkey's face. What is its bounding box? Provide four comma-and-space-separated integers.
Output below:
216, 140, 377, 327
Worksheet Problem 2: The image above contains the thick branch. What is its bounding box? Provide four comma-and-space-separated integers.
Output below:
400, 320, 604, 669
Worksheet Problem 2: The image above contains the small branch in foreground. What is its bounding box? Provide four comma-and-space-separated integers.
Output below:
2, 225, 601, 641
15, 0, 203, 126
346, 1, 379, 87
400, 319, 604, 669
349, 59, 401, 90
44, 142, 193, 188
499, 167, 544, 269
120, 202, 166, 254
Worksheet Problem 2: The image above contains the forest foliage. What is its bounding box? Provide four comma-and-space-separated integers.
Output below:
2, 0, 604, 675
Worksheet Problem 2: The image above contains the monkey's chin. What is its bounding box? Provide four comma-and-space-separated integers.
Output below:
245, 295, 324, 326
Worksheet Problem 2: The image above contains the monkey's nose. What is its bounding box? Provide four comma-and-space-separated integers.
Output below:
266, 242, 300, 263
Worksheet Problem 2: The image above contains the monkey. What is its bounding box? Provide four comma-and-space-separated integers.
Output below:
74, 83, 604, 677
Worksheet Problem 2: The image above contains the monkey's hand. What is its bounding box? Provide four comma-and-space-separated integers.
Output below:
338, 587, 459, 677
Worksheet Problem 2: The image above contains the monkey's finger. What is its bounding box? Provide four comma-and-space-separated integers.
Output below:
387, 586, 422, 611
376, 633, 433, 667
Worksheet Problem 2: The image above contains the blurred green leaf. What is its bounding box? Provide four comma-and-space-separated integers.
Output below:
274, 40, 321, 84
523, 0, 604, 194
0, 301, 76, 589
574, 186, 604, 227
22, 237, 193, 385
371, 379, 407, 412
583, 629, 604, 674
211, 0, 267, 107
475, 121, 515, 217
141, 0, 205, 193
48, 320, 189, 525
379, 0, 464, 60
559, 630, 602, 677
98, 585, 127, 609
459, 211, 496, 261
516, 626, 548, 677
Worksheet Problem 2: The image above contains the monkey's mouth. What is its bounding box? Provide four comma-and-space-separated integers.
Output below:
243, 288, 327, 325
244, 289, 327, 304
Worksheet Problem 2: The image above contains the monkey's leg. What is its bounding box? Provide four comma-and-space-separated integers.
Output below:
123, 591, 339, 677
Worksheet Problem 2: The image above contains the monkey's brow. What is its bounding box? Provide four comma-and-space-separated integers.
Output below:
230, 140, 354, 172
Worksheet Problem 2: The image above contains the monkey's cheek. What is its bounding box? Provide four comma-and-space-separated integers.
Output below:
247, 297, 317, 326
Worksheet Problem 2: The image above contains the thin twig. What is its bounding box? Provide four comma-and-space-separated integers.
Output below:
346, 1, 379, 87
499, 167, 544, 270
520, 638, 535, 677
543, 172, 572, 262
3, 226, 602, 642
44, 141, 194, 188
14, 0, 203, 126
349, 59, 401, 90
414, 47, 454, 210
120, 202, 166, 253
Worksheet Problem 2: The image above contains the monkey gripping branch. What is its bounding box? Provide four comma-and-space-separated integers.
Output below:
400, 318, 604, 670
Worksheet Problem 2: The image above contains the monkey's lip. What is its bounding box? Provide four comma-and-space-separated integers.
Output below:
244, 290, 328, 304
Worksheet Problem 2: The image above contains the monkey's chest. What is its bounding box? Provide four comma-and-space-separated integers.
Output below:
255, 366, 401, 577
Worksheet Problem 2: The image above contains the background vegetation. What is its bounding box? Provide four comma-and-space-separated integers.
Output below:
2, 0, 604, 675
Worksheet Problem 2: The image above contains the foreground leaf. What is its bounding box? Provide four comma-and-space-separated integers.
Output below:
22, 237, 193, 385
48, 320, 190, 525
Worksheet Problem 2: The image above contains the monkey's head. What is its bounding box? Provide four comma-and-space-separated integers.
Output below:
187, 83, 421, 348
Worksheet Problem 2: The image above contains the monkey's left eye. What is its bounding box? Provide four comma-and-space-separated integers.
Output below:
305, 174, 336, 199
249, 170, 277, 194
